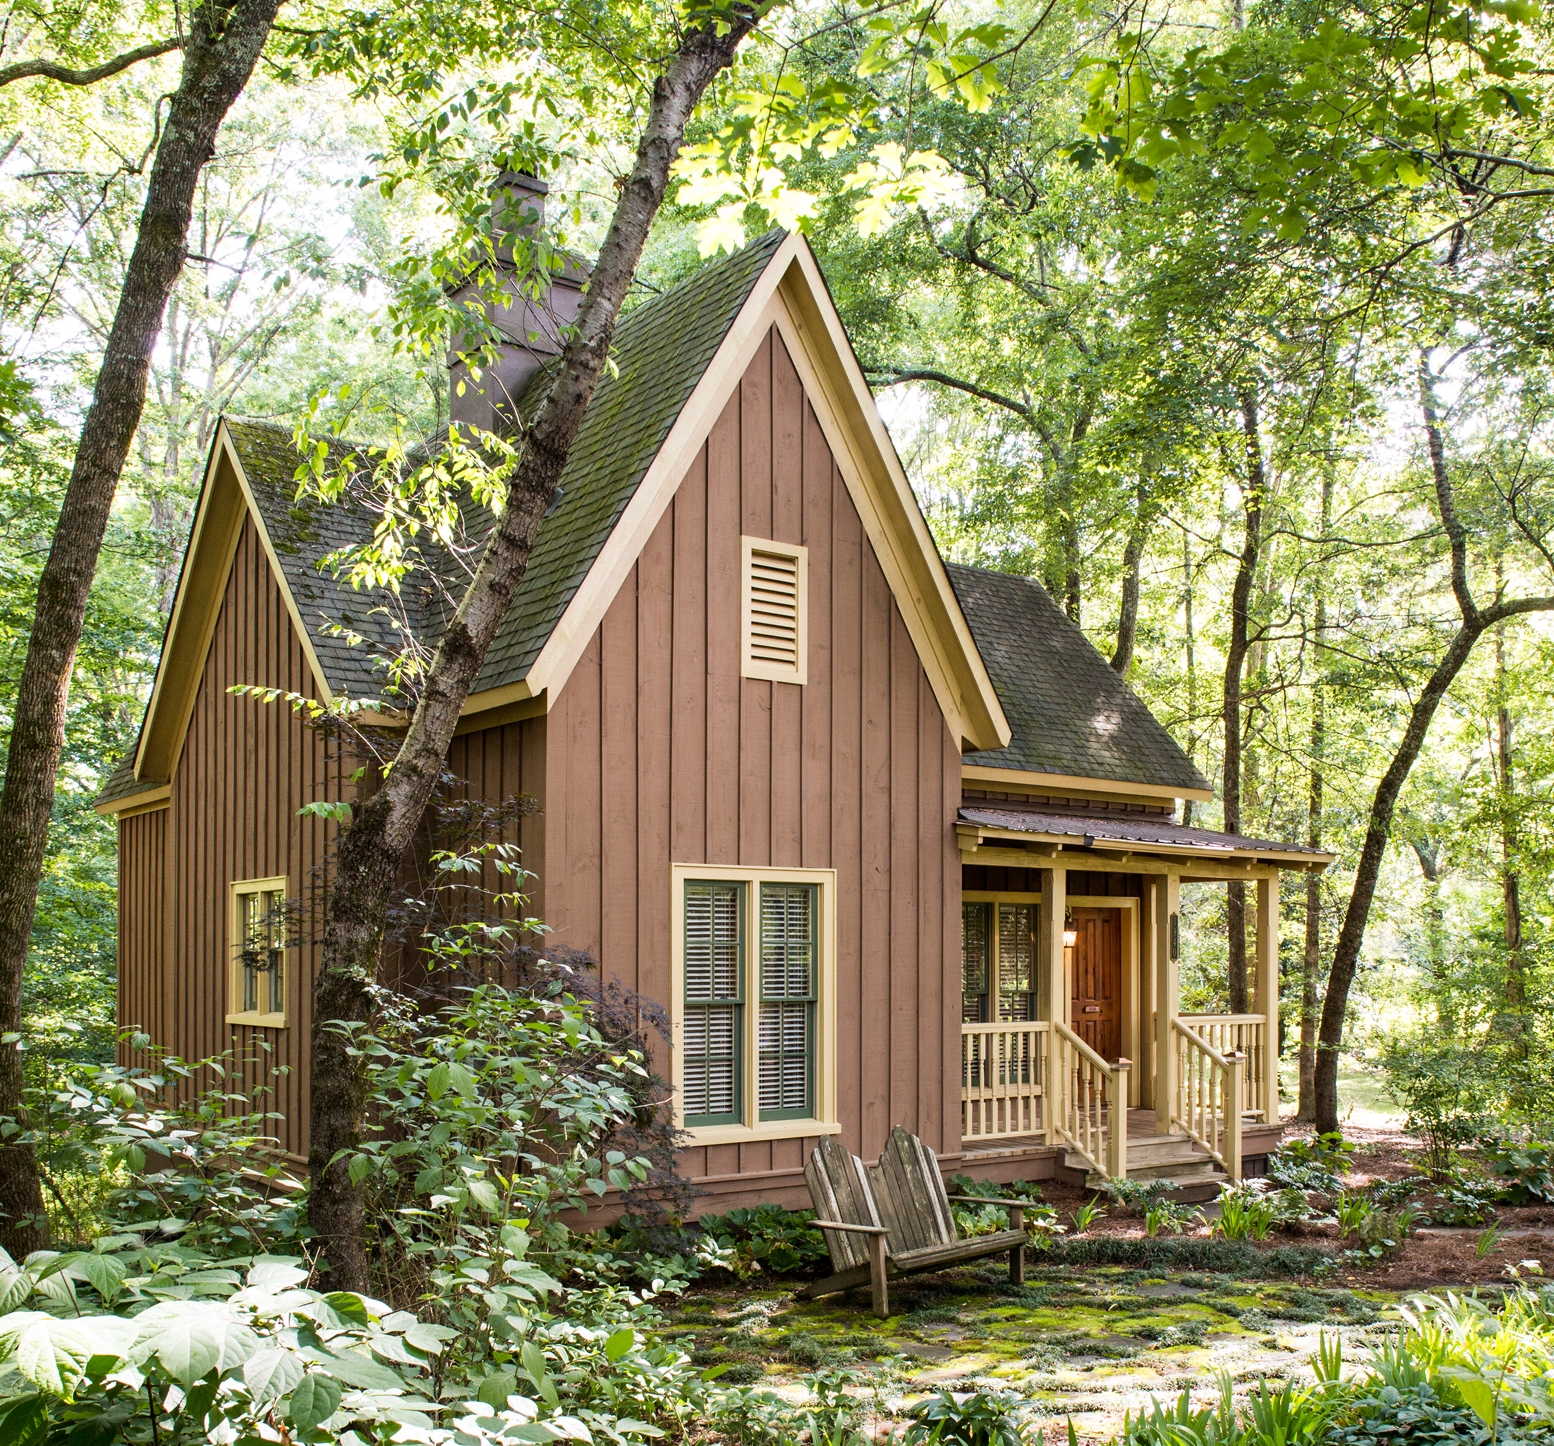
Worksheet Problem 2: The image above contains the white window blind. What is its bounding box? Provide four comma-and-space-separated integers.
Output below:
741, 537, 808, 684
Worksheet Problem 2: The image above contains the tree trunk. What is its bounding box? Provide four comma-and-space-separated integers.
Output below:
1111, 480, 1149, 676
1312, 355, 1554, 1134
1296, 471, 1333, 1124
306, 5, 759, 1292
1224, 391, 1265, 1015
1493, 618, 1530, 1100
0, 0, 279, 1257
1181, 529, 1198, 827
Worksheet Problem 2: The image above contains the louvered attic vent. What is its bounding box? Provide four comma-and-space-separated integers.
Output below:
741, 536, 808, 685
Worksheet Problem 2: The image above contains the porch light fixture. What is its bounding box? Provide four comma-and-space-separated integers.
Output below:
1062, 910, 1078, 949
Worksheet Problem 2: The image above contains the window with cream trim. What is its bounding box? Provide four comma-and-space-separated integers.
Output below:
227, 876, 290, 1027
672, 864, 838, 1143
740, 536, 807, 684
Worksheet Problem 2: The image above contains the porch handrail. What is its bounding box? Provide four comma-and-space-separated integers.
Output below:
1049, 1020, 1129, 1178
1179, 1013, 1267, 1122
961, 1020, 1048, 1142
1169, 1018, 1242, 1181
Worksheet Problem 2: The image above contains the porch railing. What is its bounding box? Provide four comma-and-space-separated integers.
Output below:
1170, 1018, 1243, 1181
1049, 1021, 1129, 1178
1180, 1013, 1267, 1121
961, 1020, 1047, 1141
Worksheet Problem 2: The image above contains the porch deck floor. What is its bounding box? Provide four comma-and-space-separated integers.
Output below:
960, 1109, 1280, 1161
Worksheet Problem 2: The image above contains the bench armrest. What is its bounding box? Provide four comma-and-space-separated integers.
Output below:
945, 1195, 1031, 1210
811, 1219, 888, 1235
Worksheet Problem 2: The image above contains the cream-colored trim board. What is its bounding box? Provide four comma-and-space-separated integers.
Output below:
962, 763, 1212, 804
523, 234, 1010, 752
461, 677, 538, 719
670, 861, 839, 1147
683, 1120, 843, 1147
95, 786, 171, 819
768, 272, 1007, 751
135, 434, 248, 784
525, 247, 798, 709
960, 822, 1329, 869
453, 691, 547, 736
969, 843, 1287, 881
135, 421, 340, 794
222, 423, 336, 712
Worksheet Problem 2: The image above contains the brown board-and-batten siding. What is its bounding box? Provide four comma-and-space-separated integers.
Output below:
526, 326, 962, 1211
118, 516, 340, 1160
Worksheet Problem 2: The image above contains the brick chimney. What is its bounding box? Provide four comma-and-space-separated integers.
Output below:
448, 172, 587, 435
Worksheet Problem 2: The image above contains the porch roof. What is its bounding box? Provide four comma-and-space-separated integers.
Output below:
956, 806, 1334, 869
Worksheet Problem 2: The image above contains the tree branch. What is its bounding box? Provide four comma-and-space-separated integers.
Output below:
0, 38, 182, 89
867, 367, 1031, 419
1419, 351, 1476, 624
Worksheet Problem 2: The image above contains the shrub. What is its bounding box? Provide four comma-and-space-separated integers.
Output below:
905, 1387, 1027, 1446
697, 1203, 829, 1275
1269, 1133, 1356, 1195
1376, 1038, 1494, 1181
1215, 1185, 1277, 1241
1480, 1136, 1554, 1205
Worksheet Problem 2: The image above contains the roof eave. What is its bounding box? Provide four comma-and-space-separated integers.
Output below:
956, 821, 1334, 870
961, 761, 1213, 803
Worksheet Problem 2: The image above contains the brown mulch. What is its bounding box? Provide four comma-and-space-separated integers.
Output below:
998, 1126, 1554, 1290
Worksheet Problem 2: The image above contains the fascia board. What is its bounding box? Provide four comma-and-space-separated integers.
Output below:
522, 235, 801, 701
961, 762, 1214, 804
133, 420, 335, 791
524, 234, 1012, 754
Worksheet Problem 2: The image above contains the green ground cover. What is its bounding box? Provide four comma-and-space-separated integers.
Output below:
653, 1263, 1408, 1440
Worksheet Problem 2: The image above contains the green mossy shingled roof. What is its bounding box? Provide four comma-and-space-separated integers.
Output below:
947, 562, 1210, 793
226, 230, 785, 702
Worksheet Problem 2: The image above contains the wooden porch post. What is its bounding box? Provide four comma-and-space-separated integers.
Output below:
1255, 873, 1280, 1123
1153, 873, 1180, 1137
1038, 864, 1066, 1145
1138, 882, 1156, 1111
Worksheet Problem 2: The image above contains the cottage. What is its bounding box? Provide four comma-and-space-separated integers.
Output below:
98, 189, 1331, 1208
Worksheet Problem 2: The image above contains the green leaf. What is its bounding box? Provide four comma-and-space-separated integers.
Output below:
321, 1291, 370, 1325
0, 1396, 47, 1446
10, 1318, 99, 1400
468, 1179, 500, 1215
427, 1061, 450, 1100
604, 1328, 635, 1363
77, 1255, 126, 1302
244, 1347, 306, 1403
287, 1373, 342, 1431
310, 1346, 411, 1391
519, 1339, 559, 1408
478, 1370, 520, 1408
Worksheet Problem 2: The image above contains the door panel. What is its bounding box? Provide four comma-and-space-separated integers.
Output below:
1070, 907, 1123, 1060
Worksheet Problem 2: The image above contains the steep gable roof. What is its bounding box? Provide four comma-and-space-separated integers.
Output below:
102, 232, 1010, 812
227, 232, 788, 703
947, 563, 1211, 798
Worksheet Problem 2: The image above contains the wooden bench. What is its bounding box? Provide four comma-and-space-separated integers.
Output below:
796, 1126, 1029, 1317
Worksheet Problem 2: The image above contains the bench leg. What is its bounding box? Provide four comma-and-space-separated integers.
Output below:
1009, 1205, 1026, 1285
868, 1232, 889, 1318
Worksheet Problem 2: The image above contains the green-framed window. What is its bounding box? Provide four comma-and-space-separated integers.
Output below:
758, 883, 816, 1120
961, 899, 1036, 1022
682, 881, 743, 1126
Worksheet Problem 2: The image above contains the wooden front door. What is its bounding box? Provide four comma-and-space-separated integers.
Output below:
1070, 907, 1123, 1060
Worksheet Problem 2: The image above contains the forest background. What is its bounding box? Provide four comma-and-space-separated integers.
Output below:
4, 0, 1551, 1134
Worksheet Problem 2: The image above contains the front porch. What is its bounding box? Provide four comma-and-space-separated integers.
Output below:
954, 806, 1331, 1185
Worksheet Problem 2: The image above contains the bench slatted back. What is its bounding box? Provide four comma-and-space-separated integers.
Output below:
870, 1125, 958, 1254
804, 1135, 882, 1272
